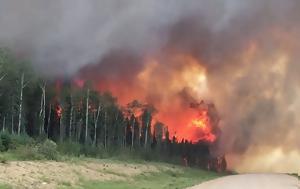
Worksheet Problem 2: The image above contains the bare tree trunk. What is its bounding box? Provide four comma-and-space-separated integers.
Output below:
123, 123, 126, 148
2, 116, 5, 132
59, 114, 63, 142
144, 122, 149, 149
17, 72, 24, 135
73, 110, 77, 141
104, 111, 107, 149
42, 86, 46, 134
138, 124, 141, 146
39, 90, 43, 134
85, 88, 90, 143
11, 113, 14, 134
131, 117, 135, 149
69, 94, 73, 139
93, 105, 101, 146
47, 104, 51, 138
39, 84, 46, 135
77, 118, 82, 142
0, 74, 6, 82
114, 112, 119, 145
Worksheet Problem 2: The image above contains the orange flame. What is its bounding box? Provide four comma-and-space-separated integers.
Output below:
189, 110, 216, 143
76, 52, 218, 143
192, 111, 209, 129
56, 106, 63, 118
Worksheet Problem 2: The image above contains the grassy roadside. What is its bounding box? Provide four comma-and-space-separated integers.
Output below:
0, 133, 224, 189
0, 155, 223, 189
0, 184, 11, 189
78, 170, 219, 189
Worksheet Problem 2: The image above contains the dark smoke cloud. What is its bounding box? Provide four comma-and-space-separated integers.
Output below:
0, 0, 299, 172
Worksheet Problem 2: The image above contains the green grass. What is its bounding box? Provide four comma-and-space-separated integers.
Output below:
0, 183, 12, 189
0, 151, 223, 189
74, 167, 220, 189
0, 144, 224, 189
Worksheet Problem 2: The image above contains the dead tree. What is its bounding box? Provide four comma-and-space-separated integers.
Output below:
2, 116, 6, 132
69, 94, 73, 139
39, 83, 46, 135
93, 105, 101, 146
104, 111, 107, 149
47, 104, 52, 138
17, 72, 28, 135
131, 117, 136, 148
0, 73, 6, 82
11, 113, 14, 134
85, 88, 90, 143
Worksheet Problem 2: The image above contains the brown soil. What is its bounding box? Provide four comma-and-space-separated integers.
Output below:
0, 160, 160, 189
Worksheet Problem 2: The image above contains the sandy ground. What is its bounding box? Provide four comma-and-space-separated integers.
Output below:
188, 174, 299, 189
0, 160, 160, 189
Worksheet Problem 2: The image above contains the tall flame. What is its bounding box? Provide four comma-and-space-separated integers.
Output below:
190, 110, 216, 142
76, 52, 218, 143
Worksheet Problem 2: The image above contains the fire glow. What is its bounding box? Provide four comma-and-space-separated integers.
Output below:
76, 52, 219, 143
56, 106, 63, 118
190, 110, 216, 143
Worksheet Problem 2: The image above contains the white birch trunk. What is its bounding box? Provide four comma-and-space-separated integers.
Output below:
114, 112, 119, 145
131, 117, 135, 148
11, 113, 14, 134
47, 104, 51, 138
93, 105, 101, 146
85, 88, 90, 143
39, 84, 46, 135
17, 72, 24, 135
59, 114, 63, 142
104, 111, 107, 149
2, 116, 5, 132
69, 94, 73, 139
138, 124, 141, 146
144, 122, 149, 148
0, 74, 6, 82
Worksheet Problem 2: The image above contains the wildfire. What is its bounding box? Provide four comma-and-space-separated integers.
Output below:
192, 110, 209, 129
76, 52, 218, 143
189, 109, 217, 143
56, 106, 63, 118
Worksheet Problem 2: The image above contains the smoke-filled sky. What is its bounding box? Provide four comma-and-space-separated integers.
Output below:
0, 0, 299, 173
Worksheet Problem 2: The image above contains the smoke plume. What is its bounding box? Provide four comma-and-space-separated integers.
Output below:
0, 0, 299, 173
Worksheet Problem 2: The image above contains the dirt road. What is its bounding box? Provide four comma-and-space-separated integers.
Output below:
188, 174, 299, 189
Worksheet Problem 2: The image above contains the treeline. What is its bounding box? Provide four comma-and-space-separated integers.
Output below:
0, 48, 225, 171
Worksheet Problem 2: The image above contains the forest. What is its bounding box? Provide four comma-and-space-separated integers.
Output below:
0, 48, 226, 172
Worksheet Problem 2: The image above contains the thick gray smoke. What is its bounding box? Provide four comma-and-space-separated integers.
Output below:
0, 0, 299, 173
0, 0, 264, 75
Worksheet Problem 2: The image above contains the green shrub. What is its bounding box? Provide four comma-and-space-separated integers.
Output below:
0, 155, 7, 164
37, 139, 59, 160
0, 141, 5, 152
57, 141, 81, 156
10, 134, 34, 148
80, 144, 101, 157
15, 146, 43, 160
35, 133, 48, 143
0, 132, 12, 151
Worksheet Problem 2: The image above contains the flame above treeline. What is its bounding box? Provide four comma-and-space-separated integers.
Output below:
74, 52, 219, 143
1, 0, 300, 173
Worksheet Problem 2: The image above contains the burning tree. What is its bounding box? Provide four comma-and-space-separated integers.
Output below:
123, 100, 144, 149
190, 100, 220, 143
141, 104, 157, 149
0, 48, 227, 172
